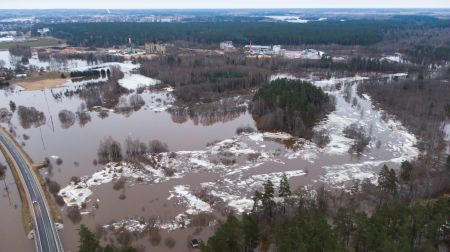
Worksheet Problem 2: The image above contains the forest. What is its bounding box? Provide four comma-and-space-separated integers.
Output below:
38, 21, 383, 47
35, 16, 450, 47
202, 169, 449, 252
139, 54, 270, 104
251, 78, 333, 138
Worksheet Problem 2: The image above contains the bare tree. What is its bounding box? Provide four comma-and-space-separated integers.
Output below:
58, 109, 76, 129
148, 140, 169, 154
98, 137, 123, 164
17, 106, 46, 129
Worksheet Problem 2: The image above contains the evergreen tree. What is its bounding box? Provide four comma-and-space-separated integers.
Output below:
278, 173, 291, 214
251, 190, 262, 213
242, 214, 259, 251
9, 100, 16, 112
78, 225, 137, 252
202, 215, 243, 252
334, 205, 356, 248
274, 209, 339, 252
278, 173, 291, 198
377, 165, 398, 197
261, 180, 275, 217
78, 224, 101, 252
399, 161, 413, 182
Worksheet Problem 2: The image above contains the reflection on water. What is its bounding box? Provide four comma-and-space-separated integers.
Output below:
0, 50, 93, 71
17, 105, 46, 129
169, 97, 248, 126
0, 155, 34, 252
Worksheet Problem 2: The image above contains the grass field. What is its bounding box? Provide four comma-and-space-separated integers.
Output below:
12, 72, 68, 90
0, 37, 61, 50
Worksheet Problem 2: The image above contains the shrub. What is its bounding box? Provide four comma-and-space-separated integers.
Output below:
343, 123, 371, 154
236, 125, 256, 135
70, 176, 81, 184
113, 177, 126, 191
67, 206, 82, 223
164, 236, 176, 249
47, 180, 61, 194
312, 129, 331, 148
54, 195, 65, 206
148, 140, 169, 153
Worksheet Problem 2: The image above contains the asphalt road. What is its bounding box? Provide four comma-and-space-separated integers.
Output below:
0, 133, 64, 252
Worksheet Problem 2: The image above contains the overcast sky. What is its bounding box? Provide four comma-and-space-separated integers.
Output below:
1, 0, 450, 9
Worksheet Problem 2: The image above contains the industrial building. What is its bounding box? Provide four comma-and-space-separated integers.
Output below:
145, 43, 167, 54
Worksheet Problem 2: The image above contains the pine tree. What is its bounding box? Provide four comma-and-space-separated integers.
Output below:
334, 205, 356, 248
400, 161, 413, 182
242, 214, 259, 251
251, 191, 262, 213
78, 224, 101, 252
278, 173, 291, 214
378, 165, 398, 195
262, 180, 275, 217
278, 173, 291, 198
9, 100, 16, 112
202, 215, 243, 252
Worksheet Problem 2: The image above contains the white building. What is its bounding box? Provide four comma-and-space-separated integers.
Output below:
0, 36, 14, 43
0, 31, 17, 36
220, 41, 234, 50
284, 49, 324, 59
244, 45, 273, 55
244, 45, 286, 56
37, 28, 50, 36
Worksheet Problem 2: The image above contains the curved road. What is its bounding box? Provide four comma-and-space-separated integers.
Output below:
0, 133, 64, 252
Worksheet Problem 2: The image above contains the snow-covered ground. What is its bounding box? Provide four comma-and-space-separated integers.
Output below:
118, 74, 161, 90
266, 16, 310, 23
266, 16, 328, 23
381, 53, 407, 63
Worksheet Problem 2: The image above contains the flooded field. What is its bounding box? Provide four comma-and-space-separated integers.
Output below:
0, 55, 420, 251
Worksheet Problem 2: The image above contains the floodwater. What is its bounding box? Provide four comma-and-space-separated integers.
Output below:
0, 155, 34, 252
0, 56, 420, 251
0, 50, 91, 71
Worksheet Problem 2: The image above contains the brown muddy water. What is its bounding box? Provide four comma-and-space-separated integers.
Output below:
0, 58, 419, 252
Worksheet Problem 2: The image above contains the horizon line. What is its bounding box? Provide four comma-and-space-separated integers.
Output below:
1, 7, 450, 10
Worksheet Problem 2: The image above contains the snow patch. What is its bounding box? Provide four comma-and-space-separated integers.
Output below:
118, 74, 161, 90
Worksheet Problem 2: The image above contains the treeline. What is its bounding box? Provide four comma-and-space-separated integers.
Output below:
97, 136, 169, 164
203, 196, 449, 252
38, 51, 124, 65
36, 16, 450, 47
41, 21, 384, 47
282, 57, 418, 73
405, 45, 450, 65
9, 45, 32, 58
202, 168, 450, 252
70, 69, 101, 78
251, 78, 333, 138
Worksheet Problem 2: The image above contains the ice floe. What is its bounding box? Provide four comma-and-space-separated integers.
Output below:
118, 74, 161, 90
